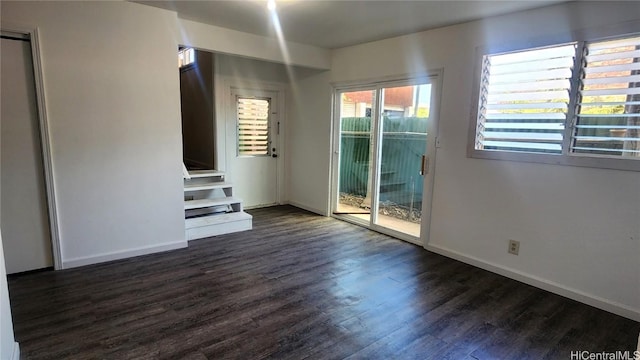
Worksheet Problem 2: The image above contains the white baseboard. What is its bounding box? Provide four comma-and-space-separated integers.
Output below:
287, 201, 328, 216
11, 342, 19, 360
425, 243, 640, 322
62, 241, 188, 269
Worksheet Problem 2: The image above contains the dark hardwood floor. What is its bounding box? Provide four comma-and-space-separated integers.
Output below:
8, 205, 639, 359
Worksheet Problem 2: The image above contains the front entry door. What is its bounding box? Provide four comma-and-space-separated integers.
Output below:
227, 89, 279, 208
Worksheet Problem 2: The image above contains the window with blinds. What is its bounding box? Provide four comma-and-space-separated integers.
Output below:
475, 44, 576, 154
572, 36, 640, 157
178, 47, 194, 68
237, 97, 271, 156
472, 33, 640, 170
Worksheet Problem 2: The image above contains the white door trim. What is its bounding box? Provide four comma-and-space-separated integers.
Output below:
420, 71, 442, 249
1, 23, 63, 270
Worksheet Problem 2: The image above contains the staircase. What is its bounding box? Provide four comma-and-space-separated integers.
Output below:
183, 170, 252, 240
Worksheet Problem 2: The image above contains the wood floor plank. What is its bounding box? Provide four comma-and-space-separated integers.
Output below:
7, 205, 639, 359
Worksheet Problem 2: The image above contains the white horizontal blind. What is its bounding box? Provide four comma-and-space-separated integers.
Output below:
237, 97, 270, 156
572, 36, 640, 157
476, 44, 576, 154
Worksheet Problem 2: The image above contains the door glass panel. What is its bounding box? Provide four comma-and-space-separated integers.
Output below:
335, 90, 376, 223
237, 97, 271, 156
375, 84, 431, 237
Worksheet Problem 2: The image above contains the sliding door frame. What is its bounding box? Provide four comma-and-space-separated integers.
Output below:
330, 71, 442, 247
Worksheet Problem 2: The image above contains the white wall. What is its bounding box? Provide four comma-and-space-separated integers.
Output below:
177, 18, 331, 70
216, 53, 292, 83
288, 71, 332, 214
1, 1, 187, 267
290, 1, 640, 320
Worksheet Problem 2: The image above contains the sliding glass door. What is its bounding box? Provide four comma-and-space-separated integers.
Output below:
375, 84, 431, 238
335, 89, 377, 224
333, 77, 438, 244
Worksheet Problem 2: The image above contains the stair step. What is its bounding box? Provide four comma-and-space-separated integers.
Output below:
184, 197, 242, 210
184, 182, 232, 192
185, 211, 252, 229
187, 170, 225, 179
185, 211, 252, 240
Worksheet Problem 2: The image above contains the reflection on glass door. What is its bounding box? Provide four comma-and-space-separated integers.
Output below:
334, 81, 435, 242
375, 84, 431, 237
335, 89, 376, 224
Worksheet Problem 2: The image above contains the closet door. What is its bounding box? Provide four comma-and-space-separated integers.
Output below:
1, 36, 52, 273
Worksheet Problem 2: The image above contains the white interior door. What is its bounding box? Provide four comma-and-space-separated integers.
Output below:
226, 89, 279, 208
1, 36, 53, 273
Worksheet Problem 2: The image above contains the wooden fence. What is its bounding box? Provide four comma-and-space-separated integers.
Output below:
339, 117, 428, 207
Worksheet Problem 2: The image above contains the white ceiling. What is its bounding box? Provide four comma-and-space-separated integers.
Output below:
134, 0, 566, 49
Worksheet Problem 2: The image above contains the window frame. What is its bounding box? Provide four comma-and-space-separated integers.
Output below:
468, 31, 640, 172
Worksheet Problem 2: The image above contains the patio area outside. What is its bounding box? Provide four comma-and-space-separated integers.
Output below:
336, 193, 421, 238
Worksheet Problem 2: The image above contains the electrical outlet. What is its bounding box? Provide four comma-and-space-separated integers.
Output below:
508, 240, 520, 255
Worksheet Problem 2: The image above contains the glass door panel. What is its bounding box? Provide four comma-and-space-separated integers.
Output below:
374, 84, 431, 237
335, 90, 377, 224
333, 79, 436, 244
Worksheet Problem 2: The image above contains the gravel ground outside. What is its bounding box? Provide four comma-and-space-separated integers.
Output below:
339, 193, 421, 224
